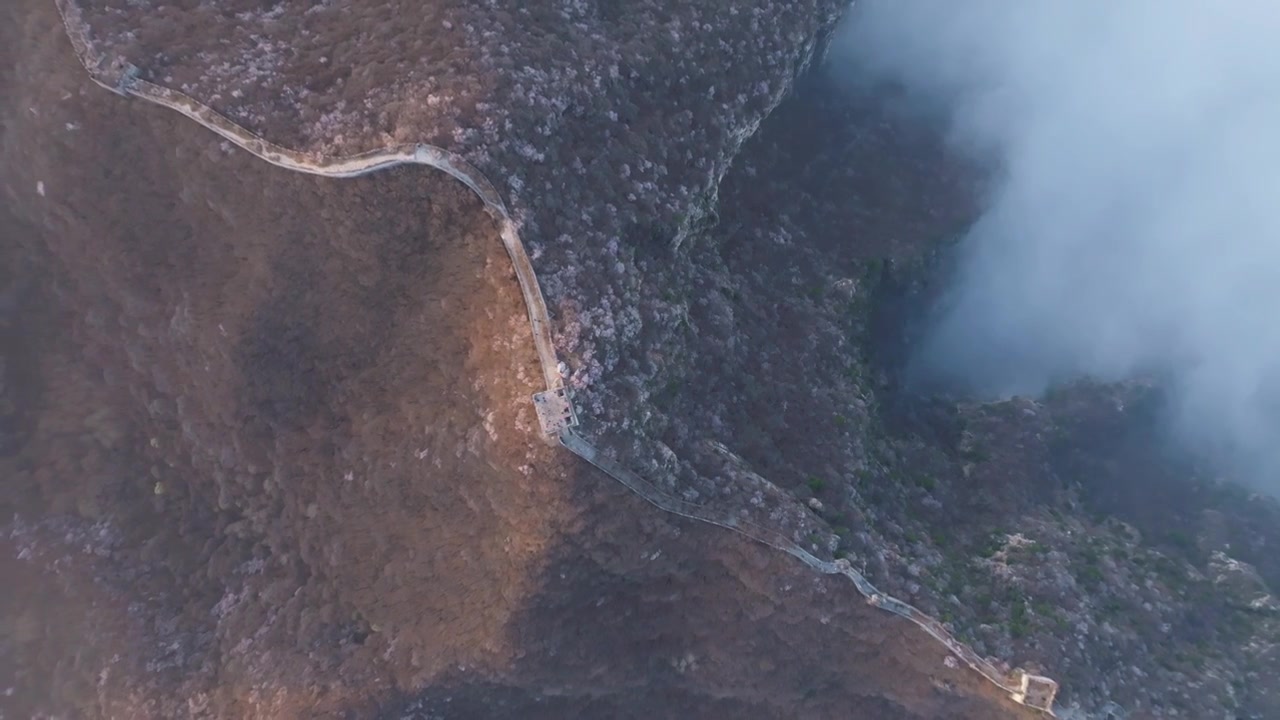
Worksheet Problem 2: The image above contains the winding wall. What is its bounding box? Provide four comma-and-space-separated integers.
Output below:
52, 0, 1057, 713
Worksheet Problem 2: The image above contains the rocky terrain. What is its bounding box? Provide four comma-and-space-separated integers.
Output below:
635, 72, 1280, 717
4, 0, 1279, 718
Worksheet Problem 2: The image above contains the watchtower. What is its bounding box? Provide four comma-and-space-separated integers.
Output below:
533, 387, 578, 435
1012, 671, 1059, 713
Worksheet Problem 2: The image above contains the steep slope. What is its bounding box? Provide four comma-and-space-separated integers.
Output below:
2, 0, 1040, 717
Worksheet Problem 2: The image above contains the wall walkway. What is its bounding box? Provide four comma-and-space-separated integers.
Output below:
53, 0, 1058, 711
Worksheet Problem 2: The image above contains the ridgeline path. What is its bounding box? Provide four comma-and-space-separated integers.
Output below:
53, 0, 1057, 712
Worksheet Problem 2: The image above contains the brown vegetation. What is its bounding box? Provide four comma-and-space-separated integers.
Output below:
2, 0, 1039, 717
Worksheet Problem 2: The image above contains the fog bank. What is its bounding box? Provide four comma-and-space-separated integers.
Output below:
835, 2, 1280, 485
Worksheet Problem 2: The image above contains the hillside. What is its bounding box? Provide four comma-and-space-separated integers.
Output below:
4, 0, 1277, 718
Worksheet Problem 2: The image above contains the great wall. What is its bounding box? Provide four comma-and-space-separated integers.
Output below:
52, 0, 1059, 712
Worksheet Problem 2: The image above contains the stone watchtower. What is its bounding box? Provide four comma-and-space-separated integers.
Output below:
1013, 671, 1059, 713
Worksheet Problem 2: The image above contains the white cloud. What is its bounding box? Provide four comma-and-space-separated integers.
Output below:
837, 1, 1280, 484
